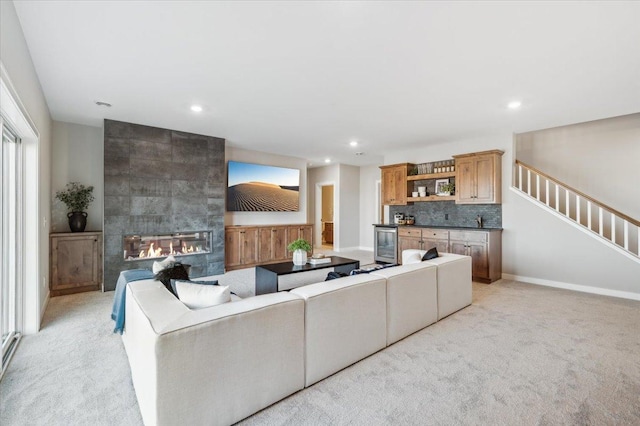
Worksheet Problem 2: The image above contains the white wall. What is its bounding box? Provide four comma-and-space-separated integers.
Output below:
517, 113, 640, 218
225, 147, 308, 226
338, 164, 361, 250
1, 0, 53, 333
359, 165, 381, 250
51, 121, 104, 232
378, 129, 640, 297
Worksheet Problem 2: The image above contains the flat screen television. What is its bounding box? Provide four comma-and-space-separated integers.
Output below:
226, 161, 300, 212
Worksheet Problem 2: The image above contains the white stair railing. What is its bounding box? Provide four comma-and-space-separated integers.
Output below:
514, 160, 640, 260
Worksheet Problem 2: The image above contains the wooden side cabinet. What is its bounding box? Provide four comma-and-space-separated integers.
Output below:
50, 232, 103, 296
380, 163, 413, 205
453, 150, 503, 204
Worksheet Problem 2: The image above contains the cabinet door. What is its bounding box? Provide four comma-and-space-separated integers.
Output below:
474, 155, 495, 203
449, 240, 468, 256
468, 241, 489, 279
455, 157, 475, 203
392, 167, 407, 205
423, 238, 449, 254
300, 225, 313, 250
258, 228, 273, 263
52, 236, 99, 291
286, 225, 313, 258
271, 226, 288, 260
241, 228, 258, 265
381, 165, 409, 205
398, 236, 423, 263
225, 229, 242, 267
381, 168, 396, 205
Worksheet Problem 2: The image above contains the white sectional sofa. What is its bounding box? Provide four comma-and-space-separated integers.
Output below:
122, 252, 471, 426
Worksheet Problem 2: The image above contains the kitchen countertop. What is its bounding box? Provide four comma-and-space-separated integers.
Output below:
373, 223, 503, 230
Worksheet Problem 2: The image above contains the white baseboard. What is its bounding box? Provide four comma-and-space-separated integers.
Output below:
335, 246, 366, 252
502, 273, 640, 301
39, 291, 50, 329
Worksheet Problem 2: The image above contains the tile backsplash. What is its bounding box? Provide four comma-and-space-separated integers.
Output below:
390, 201, 502, 228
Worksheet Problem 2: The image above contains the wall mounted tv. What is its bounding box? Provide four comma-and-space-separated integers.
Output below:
227, 161, 300, 212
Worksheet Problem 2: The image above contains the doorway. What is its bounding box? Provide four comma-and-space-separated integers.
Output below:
314, 182, 336, 251
320, 184, 334, 248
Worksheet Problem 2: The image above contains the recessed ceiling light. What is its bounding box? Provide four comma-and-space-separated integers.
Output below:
190, 105, 203, 112
350, 141, 358, 147
324, 158, 331, 163
507, 101, 522, 109
95, 101, 111, 107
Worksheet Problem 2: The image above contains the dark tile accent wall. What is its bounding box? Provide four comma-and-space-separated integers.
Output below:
103, 120, 225, 291
390, 202, 502, 228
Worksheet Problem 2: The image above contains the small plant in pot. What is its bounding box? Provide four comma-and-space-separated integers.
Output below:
439, 182, 455, 196
55, 182, 95, 232
287, 238, 312, 266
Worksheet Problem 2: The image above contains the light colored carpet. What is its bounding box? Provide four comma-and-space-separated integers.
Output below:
1, 270, 639, 425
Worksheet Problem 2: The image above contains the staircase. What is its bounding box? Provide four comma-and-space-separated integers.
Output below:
512, 160, 640, 262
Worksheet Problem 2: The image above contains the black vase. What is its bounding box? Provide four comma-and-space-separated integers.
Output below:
68, 211, 88, 232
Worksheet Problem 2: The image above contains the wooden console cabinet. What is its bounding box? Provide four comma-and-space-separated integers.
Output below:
50, 232, 103, 296
225, 224, 313, 271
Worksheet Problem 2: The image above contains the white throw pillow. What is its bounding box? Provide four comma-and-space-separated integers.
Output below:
152, 255, 176, 274
175, 281, 231, 310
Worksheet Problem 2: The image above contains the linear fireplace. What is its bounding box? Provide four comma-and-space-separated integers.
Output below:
123, 231, 211, 261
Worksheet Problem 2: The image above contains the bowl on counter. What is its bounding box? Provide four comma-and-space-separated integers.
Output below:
405, 217, 415, 225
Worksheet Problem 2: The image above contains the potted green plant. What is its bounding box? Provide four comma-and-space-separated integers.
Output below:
287, 238, 312, 266
55, 182, 95, 232
438, 182, 455, 196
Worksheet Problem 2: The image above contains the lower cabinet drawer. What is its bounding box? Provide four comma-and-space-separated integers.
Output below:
421, 229, 449, 240
449, 231, 487, 243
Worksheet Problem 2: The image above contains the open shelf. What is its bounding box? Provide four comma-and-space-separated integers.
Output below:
408, 195, 456, 202
407, 171, 456, 181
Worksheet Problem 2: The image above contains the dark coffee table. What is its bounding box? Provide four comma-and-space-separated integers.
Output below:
255, 256, 360, 295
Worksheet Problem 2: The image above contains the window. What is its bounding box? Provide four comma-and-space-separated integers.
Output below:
1, 121, 22, 379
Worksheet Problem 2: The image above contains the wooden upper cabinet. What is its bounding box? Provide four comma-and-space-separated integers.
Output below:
380, 163, 413, 205
453, 150, 503, 204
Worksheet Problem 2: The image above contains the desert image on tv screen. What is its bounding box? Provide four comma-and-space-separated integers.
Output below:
227, 161, 300, 212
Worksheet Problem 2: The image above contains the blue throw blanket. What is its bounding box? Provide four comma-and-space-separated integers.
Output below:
111, 269, 155, 334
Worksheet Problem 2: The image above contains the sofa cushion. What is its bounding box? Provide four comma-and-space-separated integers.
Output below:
371, 262, 438, 345
175, 281, 231, 309
291, 274, 387, 387
421, 247, 439, 260
154, 263, 190, 296
170, 278, 218, 296
152, 255, 176, 274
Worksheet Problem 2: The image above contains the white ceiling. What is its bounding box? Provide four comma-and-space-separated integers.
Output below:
13, 1, 640, 167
